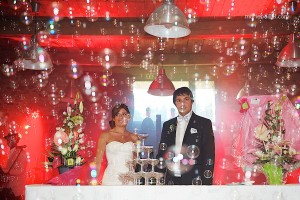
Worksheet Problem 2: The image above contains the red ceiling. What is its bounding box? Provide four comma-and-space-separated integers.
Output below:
1, 0, 285, 18
0, 0, 298, 67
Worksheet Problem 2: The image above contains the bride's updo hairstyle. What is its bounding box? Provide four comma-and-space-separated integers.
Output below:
109, 103, 130, 128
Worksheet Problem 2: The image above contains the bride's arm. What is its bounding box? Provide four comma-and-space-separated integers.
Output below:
95, 133, 108, 183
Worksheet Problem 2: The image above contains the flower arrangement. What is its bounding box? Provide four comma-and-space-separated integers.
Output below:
46, 93, 86, 169
252, 95, 299, 184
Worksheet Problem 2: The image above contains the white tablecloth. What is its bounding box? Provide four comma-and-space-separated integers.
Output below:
26, 184, 300, 200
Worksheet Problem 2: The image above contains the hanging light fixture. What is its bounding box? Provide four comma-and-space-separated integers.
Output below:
19, 35, 53, 70
144, 0, 190, 38
14, 1, 53, 71
148, 68, 175, 96
276, 34, 300, 68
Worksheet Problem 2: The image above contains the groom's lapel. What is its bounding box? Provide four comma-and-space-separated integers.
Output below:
169, 118, 177, 146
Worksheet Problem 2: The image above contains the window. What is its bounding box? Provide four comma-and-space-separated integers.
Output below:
132, 80, 215, 123
132, 81, 189, 122
194, 81, 216, 124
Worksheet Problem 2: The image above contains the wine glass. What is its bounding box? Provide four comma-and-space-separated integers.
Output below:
137, 133, 149, 146
155, 172, 164, 185
133, 143, 141, 159
119, 173, 130, 185
144, 171, 156, 185
132, 171, 145, 185
148, 159, 159, 172
126, 160, 136, 172
137, 158, 148, 172
143, 146, 153, 159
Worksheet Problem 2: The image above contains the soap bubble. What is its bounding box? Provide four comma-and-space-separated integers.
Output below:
186, 145, 200, 159
98, 48, 117, 70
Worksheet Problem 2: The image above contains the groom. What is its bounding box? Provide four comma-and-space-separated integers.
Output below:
156, 87, 215, 185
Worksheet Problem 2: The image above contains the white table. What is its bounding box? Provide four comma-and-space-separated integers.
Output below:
26, 184, 300, 200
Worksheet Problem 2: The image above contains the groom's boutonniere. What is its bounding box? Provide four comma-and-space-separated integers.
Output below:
190, 128, 198, 134
169, 124, 176, 133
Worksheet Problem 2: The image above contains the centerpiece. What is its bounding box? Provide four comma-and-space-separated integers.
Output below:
45, 93, 86, 173
252, 95, 299, 184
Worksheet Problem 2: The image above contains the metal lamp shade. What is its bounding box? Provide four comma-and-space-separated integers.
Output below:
148, 68, 175, 96
276, 34, 300, 68
144, 0, 190, 38
15, 44, 53, 70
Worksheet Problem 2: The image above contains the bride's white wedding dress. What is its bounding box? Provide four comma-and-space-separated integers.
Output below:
102, 141, 134, 185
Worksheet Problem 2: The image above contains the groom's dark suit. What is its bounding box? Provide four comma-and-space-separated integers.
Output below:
156, 112, 215, 185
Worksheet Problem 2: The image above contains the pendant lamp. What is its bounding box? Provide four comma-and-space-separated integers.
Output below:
276, 33, 300, 68
14, 1, 53, 71
20, 35, 53, 70
148, 68, 175, 96
144, 0, 190, 38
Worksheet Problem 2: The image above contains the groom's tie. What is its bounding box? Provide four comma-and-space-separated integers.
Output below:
177, 115, 189, 122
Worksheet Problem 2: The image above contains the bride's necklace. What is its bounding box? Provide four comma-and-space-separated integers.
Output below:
111, 130, 127, 135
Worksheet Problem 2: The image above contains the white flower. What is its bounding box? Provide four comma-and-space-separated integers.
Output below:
271, 135, 280, 143
79, 138, 84, 144
255, 150, 264, 158
75, 156, 83, 165
73, 144, 79, 151
68, 147, 72, 151
79, 133, 84, 138
68, 122, 74, 128
61, 147, 68, 155
69, 132, 74, 139
289, 147, 297, 156
254, 124, 270, 141
77, 128, 82, 133
274, 105, 282, 111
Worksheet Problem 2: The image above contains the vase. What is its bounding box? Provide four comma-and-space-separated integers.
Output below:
262, 162, 284, 185
58, 166, 72, 174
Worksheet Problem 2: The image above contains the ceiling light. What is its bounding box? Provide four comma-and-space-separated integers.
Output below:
14, 1, 53, 71
148, 68, 175, 96
144, 0, 190, 38
276, 33, 300, 68
16, 36, 53, 71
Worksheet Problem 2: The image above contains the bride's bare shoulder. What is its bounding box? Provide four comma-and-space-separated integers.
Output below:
98, 131, 111, 141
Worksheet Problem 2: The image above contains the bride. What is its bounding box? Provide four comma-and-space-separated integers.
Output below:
95, 103, 138, 185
